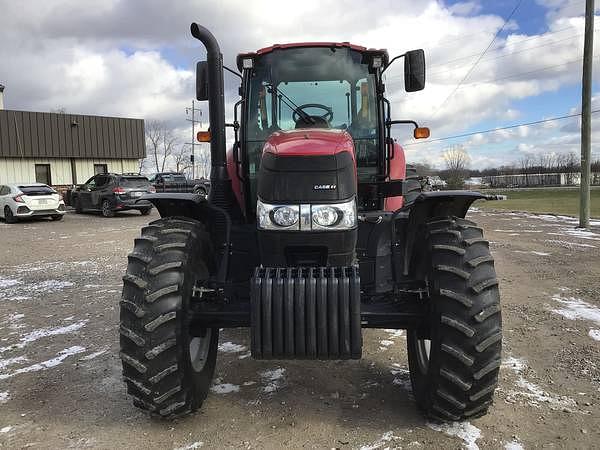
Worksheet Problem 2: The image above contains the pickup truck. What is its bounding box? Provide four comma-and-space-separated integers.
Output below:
147, 172, 210, 196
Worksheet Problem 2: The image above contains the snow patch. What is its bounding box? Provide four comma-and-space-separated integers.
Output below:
0, 278, 20, 289
174, 442, 204, 450
427, 421, 481, 450
0, 320, 88, 353
359, 431, 402, 450
550, 294, 600, 325
589, 329, 600, 341
218, 341, 246, 353
504, 440, 524, 450
514, 250, 550, 256
0, 391, 9, 404
502, 356, 577, 411
384, 329, 405, 338
0, 426, 12, 433
0, 346, 86, 380
260, 367, 286, 393
210, 383, 240, 394
80, 348, 109, 360
0, 356, 28, 370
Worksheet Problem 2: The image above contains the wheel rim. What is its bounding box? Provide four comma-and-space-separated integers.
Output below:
416, 339, 431, 374
102, 201, 110, 216
189, 329, 212, 372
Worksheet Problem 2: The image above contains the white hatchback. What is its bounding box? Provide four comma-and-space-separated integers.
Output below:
0, 183, 67, 223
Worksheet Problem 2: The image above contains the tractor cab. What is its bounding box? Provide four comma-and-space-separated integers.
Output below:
232, 43, 426, 216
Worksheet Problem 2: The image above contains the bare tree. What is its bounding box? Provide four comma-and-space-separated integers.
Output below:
172, 144, 192, 173
442, 145, 470, 189
145, 120, 178, 173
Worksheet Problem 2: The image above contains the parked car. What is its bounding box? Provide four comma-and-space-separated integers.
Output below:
70, 173, 155, 217
0, 183, 67, 223
148, 172, 210, 196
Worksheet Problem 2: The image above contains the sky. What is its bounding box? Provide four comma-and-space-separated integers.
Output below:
0, 0, 599, 170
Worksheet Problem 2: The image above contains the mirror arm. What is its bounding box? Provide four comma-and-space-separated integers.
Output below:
386, 119, 420, 128
224, 65, 242, 80
381, 53, 406, 74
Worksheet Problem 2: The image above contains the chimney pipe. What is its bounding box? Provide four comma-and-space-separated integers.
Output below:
0, 84, 5, 110
190, 23, 232, 210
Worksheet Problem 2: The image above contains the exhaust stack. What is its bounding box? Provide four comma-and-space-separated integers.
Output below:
190, 23, 232, 209
0, 84, 5, 110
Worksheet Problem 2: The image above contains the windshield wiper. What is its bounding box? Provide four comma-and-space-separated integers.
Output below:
265, 83, 315, 125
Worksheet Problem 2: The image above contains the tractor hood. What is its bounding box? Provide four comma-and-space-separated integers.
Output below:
263, 129, 355, 160
257, 129, 357, 204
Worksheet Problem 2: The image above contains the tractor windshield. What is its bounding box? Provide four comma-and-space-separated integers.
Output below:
245, 46, 380, 200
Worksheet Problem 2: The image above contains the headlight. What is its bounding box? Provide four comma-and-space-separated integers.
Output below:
257, 200, 300, 230
311, 198, 356, 230
257, 198, 356, 231
312, 206, 338, 227
273, 206, 299, 227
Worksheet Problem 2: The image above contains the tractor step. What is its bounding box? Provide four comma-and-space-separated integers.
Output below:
250, 266, 362, 360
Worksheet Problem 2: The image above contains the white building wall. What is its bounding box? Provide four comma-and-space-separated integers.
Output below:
0, 158, 141, 185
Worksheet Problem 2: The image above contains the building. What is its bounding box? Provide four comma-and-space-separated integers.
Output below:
0, 107, 145, 189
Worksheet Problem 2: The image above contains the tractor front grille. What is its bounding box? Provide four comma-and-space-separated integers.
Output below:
250, 266, 362, 360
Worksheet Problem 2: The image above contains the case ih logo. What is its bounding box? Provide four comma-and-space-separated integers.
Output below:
313, 184, 337, 191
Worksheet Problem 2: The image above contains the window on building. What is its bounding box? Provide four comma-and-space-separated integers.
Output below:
35, 164, 52, 185
94, 164, 108, 175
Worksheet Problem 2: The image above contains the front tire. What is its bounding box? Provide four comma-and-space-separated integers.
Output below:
120, 217, 218, 418
407, 216, 502, 421
51, 215, 64, 221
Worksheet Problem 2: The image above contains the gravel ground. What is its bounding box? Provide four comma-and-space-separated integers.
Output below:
1, 208, 599, 449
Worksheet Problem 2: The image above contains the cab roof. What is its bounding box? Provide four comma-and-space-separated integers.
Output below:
236, 42, 389, 72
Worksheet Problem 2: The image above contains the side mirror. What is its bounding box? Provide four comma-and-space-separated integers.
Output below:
404, 49, 425, 92
196, 61, 209, 101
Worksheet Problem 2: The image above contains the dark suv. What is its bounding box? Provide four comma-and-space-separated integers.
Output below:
71, 173, 155, 217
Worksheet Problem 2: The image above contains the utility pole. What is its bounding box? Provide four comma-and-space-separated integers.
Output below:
186, 100, 203, 179
580, 0, 595, 228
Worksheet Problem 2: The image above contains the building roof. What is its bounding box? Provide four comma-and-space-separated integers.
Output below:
0, 109, 145, 159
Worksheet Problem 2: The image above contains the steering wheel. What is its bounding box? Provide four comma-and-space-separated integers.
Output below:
292, 103, 334, 124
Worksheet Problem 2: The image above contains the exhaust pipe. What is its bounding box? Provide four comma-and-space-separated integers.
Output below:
190, 23, 232, 209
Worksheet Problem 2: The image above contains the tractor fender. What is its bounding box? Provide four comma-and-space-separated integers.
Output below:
139, 193, 231, 283
396, 190, 486, 279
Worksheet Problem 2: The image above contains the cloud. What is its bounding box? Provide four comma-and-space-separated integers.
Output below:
0, 0, 598, 170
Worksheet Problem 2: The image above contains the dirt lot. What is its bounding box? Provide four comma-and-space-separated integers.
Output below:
1, 208, 599, 449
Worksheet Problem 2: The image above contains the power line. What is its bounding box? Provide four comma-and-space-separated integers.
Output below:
403, 109, 600, 146
425, 28, 591, 72
429, 0, 525, 119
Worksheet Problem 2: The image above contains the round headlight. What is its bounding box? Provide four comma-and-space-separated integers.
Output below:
272, 206, 299, 227
312, 206, 339, 227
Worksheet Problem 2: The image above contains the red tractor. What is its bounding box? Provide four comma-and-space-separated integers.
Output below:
119, 23, 502, 421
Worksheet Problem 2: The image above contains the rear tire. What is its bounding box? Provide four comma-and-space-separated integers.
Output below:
120, 217, 218, 418
101, 199, 115, 218
403, 164, 422, 207
51, 215, 64, 221
139, 208, 152, 216
407, 216, 501, 421
4, 206, 17, 223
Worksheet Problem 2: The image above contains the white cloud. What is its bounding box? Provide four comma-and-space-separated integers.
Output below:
0, 0, 598, 169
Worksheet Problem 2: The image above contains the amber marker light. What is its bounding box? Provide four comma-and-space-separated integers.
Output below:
197, 130, 211, 142
414, 127, 430, 139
